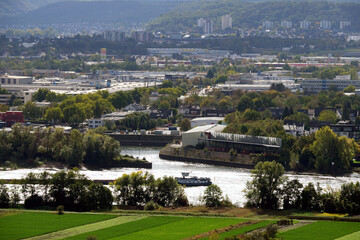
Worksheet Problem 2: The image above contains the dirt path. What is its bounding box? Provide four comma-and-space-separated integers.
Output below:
25, 215, 145, 240
183, 220, 260, 240
277, 220, 315, 233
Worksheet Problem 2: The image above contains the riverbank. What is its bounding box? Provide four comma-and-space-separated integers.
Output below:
159, 145, 254, 169
0, 154, 152, 172
107, 133, 178, 146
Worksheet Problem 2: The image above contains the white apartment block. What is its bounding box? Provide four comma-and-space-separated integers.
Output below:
281, 20, 292, 28
262, 21, 273, 30
197, 18, 213, 33
320, 20, 331, 30
340, 21, 351, 30
103, 30, 125, 42
300, 20, 311, 29
221, 14, 232, 30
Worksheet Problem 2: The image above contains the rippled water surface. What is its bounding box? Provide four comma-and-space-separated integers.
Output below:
2, 146, 360, 206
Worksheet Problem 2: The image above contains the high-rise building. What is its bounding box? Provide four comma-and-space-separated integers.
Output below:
262, 21, 273, 30
299, 20, 311, 29
103, 30, 126, 42
319, 20, 331, 30
197, 18, 213, 34
221, 14, 232, 30
281, 20, 292, 28
197, 18, 206, 28
130, 31, 153, 43
340, 21, 351, 30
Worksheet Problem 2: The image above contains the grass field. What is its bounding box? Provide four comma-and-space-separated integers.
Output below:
278, 221, 360, 240
208, 220, 277, 240
0, 212, 115, 240
65, 216, 246, 240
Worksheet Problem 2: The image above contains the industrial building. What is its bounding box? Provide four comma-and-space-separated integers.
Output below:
182, 124, 282, 153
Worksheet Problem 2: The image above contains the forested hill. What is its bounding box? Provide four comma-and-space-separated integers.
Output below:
0, 0, 179, 25
147, 0, 360, 32
0, 0, 67, 17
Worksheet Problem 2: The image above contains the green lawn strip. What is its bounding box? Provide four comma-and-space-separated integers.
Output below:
29, 215, 144, 240
63, 216, 184, 240
278, 221, 360, 240
336, 230, 360, 240
110, 217, 247, 240
0, 212, 115, 240
211, 220, 277, 240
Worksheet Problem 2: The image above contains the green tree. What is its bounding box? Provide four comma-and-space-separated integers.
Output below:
203, 184, 223, 207
180, 118, 191, 131
45, 107, 63, 124
158, 100, 171, 111
206, 69, 214, 79
87, 183, 113, 210
311, 126, 358, 174
318, 110, 337, 123
215, 75, 227, 84
282, 179, 303, 210
237, 95, 254, 112
33, 88, 51, 102
342, 99, 351, 121
344, 85, 356, 93
245, 161, 285, 209
20, 101, 42, 120
155, 176, 186, 207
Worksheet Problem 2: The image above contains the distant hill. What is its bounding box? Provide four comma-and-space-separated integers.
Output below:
0, 0, 67, 17
0, 0, 179, 25
147, 0, 360, 32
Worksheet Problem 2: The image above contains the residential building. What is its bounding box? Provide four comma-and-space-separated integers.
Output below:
197, 18, 206, 28
0, 75, 33, 85
203, 18, 214, 34
221, 14, 232, 30
330, 121, 360, 140
300, 20, 311, 29
340, 21, 351, 30
103, 30, 125, 42
178, 105, 202, 118
281, 20, 292, 28
262, 21, 273, 30
88, 118, 103, 129
283, 120, 305, 137
130, 31, 153, 43
123, 103, 146, 112
302, 78, 360, 93
320, 20, 331, 30
309, 120, 331, 134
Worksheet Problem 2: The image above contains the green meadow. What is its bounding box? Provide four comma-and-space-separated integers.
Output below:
0, 212, 115, 240
278, 221, 360, 240
2, 211, 360, 240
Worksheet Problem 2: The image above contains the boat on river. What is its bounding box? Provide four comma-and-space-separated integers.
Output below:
176, 172, 212, 187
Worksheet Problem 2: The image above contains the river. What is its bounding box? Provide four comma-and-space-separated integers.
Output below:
1, 146, 360, 207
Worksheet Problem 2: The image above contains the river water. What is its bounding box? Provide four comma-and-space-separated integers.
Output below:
1, 146, 360, 207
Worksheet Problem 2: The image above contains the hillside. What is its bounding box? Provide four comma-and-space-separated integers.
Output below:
0, 0, 179, 25
147, 0, 360, 32
0, 0, 67, 17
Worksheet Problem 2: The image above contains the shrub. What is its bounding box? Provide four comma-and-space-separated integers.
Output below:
144, 201, 160, 211
57, 205, 64, 215
24, 194, 43, 209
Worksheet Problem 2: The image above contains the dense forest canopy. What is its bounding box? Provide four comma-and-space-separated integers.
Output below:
147, 0, 360, 33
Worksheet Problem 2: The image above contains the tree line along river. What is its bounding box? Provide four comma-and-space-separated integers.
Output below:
1, 146, 360, 207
